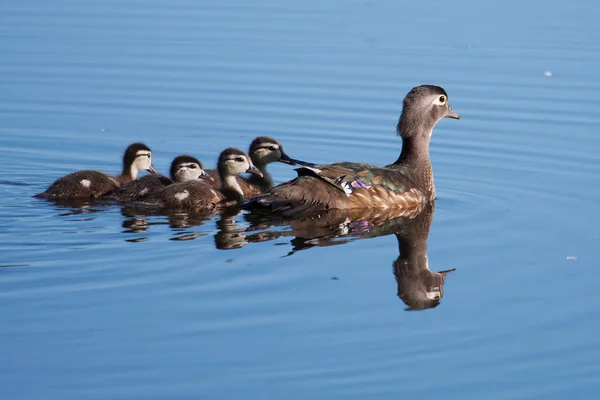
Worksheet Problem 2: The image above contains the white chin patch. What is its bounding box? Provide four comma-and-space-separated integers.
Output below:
80, 179, 91, 188
426, 290, 441, 300
174, 190, 189, 201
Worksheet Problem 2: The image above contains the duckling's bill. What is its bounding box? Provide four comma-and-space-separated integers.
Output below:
246, 165, 263, 177
198, 170, 215, 182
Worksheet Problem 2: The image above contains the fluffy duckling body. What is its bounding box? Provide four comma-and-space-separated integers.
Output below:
103, 155, 211, 202
35, 143, 156, 200
208, 137, 306, 197
141, 148, 261, 210
245, 85, 460, 216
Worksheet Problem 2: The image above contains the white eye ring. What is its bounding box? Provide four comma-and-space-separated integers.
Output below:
433, 95, 446, 105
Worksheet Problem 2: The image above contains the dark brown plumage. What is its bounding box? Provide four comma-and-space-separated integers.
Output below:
34, 142, 156, 200
244, 85, 460, 216
102, 155, 210, 202
208, 136, 307, 197
139, 148, 261, 211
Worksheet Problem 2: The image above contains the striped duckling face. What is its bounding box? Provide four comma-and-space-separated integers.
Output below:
170, 155, 213, 182
217, 148, 263, 178
249, 137, 286, 166
123, 143, 157, 177
249, 136, 307, 167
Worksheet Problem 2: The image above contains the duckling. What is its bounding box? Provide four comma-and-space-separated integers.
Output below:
244, 85, 460, 216
34, 142, 157, 200
103, 155, 212, 202
208, 136, 306, 197
141, 148, 262, 210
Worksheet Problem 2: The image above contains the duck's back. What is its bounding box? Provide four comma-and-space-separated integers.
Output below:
142, 180, 223, 210
103, 174, 173, 202
249, 162, 425, 216
35, 170, 119, 199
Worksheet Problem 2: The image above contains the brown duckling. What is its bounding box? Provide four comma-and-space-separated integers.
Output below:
140, 148, 261, 210
103, 155, 212, 202
35, 142, 156, 200
208, 136, 307, 197
244, 85, 460, 216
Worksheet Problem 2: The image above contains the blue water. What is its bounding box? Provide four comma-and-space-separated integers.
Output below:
1, 0, 600, 398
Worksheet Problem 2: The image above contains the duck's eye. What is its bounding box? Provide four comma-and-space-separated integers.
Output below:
236, 157, 245, 162
268, 146, 277, 151
189, 164, 197, 169
439, 95, 446, 104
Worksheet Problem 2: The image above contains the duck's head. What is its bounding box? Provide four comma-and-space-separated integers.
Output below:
170, 155, 213, 182
248, 136, 311, 167
217, 148, 263, 178
247, 136, 298, 167
396, 85, 460, 139
123, 142, 157, 177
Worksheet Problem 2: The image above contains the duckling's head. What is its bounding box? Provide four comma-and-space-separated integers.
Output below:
170, 155, 213, 182
123, 142, 157, 176
396, 85, 460, 139
249, 136, 310, 167
217, 148, 263, 179
248, 136, 287, 166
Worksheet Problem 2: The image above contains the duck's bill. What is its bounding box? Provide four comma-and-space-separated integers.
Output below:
246, 165, 263, 177
198, 170, 215, 182
438, 268, 456, 279
445, 107, 460, 120
147, 165, 157, 174
279, 152, 317, 168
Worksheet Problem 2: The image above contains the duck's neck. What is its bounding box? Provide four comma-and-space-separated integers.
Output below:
391, 135, 434, 199
221, 174, 245, 203
116, 164, 138, 184
393, 135, 430, 165
249, 163, 273, 190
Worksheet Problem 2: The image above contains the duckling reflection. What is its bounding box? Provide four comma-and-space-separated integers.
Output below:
37, 197, 106, 218
120, 203, 221, 241
227, 202, 454, 310
122, 216, 150, 234
214, 208, 249, 250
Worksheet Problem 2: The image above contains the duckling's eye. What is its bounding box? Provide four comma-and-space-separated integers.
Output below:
439, 95, 446, 103
189, 164, 197, 169
236, 157, 245, 162
268, 146, 277, 151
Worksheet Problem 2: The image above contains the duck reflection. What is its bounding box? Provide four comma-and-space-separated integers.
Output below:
228, 203, 454, 310
391, 205, 455, 310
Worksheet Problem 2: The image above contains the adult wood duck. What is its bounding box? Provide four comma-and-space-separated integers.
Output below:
140, 148, 261, 211
34, 142, 157, 199
103, 155, 212, 202
244, 85, 460, 216
208, 136, 306, 197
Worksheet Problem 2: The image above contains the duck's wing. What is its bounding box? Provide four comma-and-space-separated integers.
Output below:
245, 162, 422, 216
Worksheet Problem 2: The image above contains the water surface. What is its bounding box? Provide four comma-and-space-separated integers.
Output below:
1, 0, 600, 399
